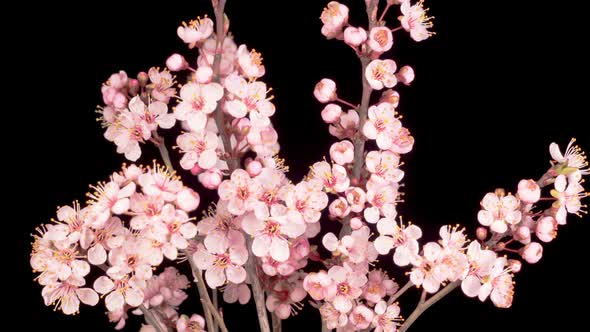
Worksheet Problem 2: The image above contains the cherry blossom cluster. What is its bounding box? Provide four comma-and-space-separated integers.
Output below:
31, 1, 588, 332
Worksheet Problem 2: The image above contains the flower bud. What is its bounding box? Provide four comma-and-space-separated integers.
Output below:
176, 188, 200, 212
508, 259, 522, 273
521, 242, 543, 264
137, 71, 149, 86
166, 53, 189, 71
517, 179, 541, 204
196, 66, 213, 83
535, 216, 557, 242
396, 65, 415, 86
476, 227, 488, 241
246, 160, 263, 177
343, 26, 367, 47
321, 104, 342, 123
314, 78, 337, 103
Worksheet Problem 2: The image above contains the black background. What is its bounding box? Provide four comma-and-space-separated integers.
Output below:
11, 0, 590, 331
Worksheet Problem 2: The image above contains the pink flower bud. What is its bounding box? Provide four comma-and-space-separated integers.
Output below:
330, 140, 354, 165
343, 26, 367, 47
379, 89, 400, 107
314, 78, 337, 103
199, 169, 222, 189
517, 179, 541, 204
112, 92, 128, 109
246, 160, 263, 177
329, 197, 350, 218
196, 66, 213, 83
166, 53, 189, 71
109, 71, 128, 90
535, 216, 557, 242
176, 188, 200, 212
350, 217, 364, 230
508, 259, 522, 273
514, 226, 531, 244
128, 79, 140, 95
190, 164, 203, 176
321, 103, 342, 123
137, 71, 149, 86
476, 227, 488, 241
368, 27, 393, 53
521, 242, 543, 264
396, 65, 415, 86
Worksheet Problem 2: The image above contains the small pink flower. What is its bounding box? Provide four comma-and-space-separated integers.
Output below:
399, 0, 434, 42
266, 276, 307, 319
87, 181, 136, 226
349, 305, 374, 329
325, 264, 367, 314
368, 27, 393, 53
283, 179, 329, 223
223, 73, 275, 126
138, 164, 183, 202
373, 218, 421, 266
193, 241, 248, 288
396, 65, 415, 85
320, 2, 349, 39
236, 44, 265, 78
321, 103, 343, 123
128, 96, 176, 131
310, 161, 350, 193
477, 257, 514, 308
346, 187, 367, 213
166, 53, 189, 72
366, 182, 399, 217
330, 140, 354, 165
549, 138, 589, 175
477, 190, 522, 233
535, 216, 557, 242
314, 78, 337, 103
303, 271, 334, 301
320, 302, 348, 329
329, 109, 359, 140
372, 301, 401, 332
222, 282, 251, 304
93, 275, 145, 312
344, 26, 367, 47
379, 89, 400, 108
177, 17, 214, 48
461, 241, 498, 298
551, 174, 585, 224
148, 67, 177, 103
517, 179, 541, 203
176, 188, 200, 212
365, 150, 404, 184
329, 197, 350, 218
409, 242, 445, 293
103, 111, 151, 161
365, 59, 397, 90
176, 314, 207, 332
42, 276, 99, 315
174, 82, 224, 132
362, 270, 398, 304
363, 102, 401, 150
520, 242, 543, 264
176, 130, 219, 170
218, 169, 262, 216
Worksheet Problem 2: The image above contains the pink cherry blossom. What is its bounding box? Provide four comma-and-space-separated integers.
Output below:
320, 2, 349, 39
310, 161, 350, 193
237, 44, 265, 78
266, 276, 307, 319
177, 130, 219, 170
551, 174, 586, 224
303, 271, 334, 301
366, 181, 399, 217
166, 53, 188, 72
87, 181, 136, 226
520, 242, 543, 264
365, 59, 397, 90
374, 218, 421, 266
346, 187, 367, 213
325, 264, 367, 314
148, 67, 177, 103
222, 282, 251, 304
399, 0, 434, 42
224, 73, 275, 126
344, 26, 367, 47
477, 190, 522, 233
94, 275, 145, 312
218, 169, 262, 215
128, 96, 176, 131
329, 109, 359, 139
365, 150, 404, 184
549, 138, 589, 174
283, 179, 329, 223
362, 103, 401, 150
176, 314, 207, 332
241, 205, 305, 262
82, 216, 126, 265
193, 241, 248, 288
477, 257, 514, 308
368, 27, 393, 53
362, 270, 398, 304
349, 304, 374, 329
314, 78, 338, 103
409, 242, 445, 293
517, 179, 541, 203
329, 197, 350, 218
174, 82, 224, 131
461, 241, 498, 298
103, 110, 151, 161
320, 302, 348, 329
535, 216, 557, 242
321, 103, 343, 123
42, 276, 98, 315
330, 140, 354, 165
372, 301, 401, 332
396, 65, 415, 85
177, 17, 214, 48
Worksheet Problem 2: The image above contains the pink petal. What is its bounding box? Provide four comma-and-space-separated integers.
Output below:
226, 266, 247, 284
205, 266, 226, 288
76, 288, 99, 306
270, 237, 290, 262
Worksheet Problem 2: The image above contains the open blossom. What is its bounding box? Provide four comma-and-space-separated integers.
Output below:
218, 169, 262, 215
365, 59, 397, 90
283, 179, 329, 223
176, 130, 219, 170
104, 110, 151, 161
193, 241, 248, 288
325, 264, 367, 314
241, 205, 306, 262
223, 73, 275, 127
477, 190, 522, 233
177, 16, 214, 48
373, 218, 421, 266
372, 301, 401, 332
409, 242, 445, 293
174, 82, 224, 131
362, 270, 398, 304
87, 181, 136, 226
176, 314, 207, 332
549, 138, 589, 175
368, 27, 394, 53
329, 109, 359, 139
477, 257, 514, 308
362, 102, 401, 150
94, 275, 145, 312
138, 164, 183, 202
128, 96, 175, 131
461, 241, 497, 298
237, 44, 265, 78
42, 276, 99, 315
366, 181, 399, 217
320, 1, 349, 39
551, 174, 586, 224
303, 271, 333, 300
266, 275, 307, 319
148, 67, 177, 103
310, 161, 350, 193
399, 0, 434, 42
365, 150, 404, 184
320, 302, 348, 329
344, 26, 367, 47
349, 305, 374, 330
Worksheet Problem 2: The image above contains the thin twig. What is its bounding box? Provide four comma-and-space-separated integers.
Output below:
399, 281, 460, 332
139, 304, 168, 332
271, 312, 282, 332
246, 236, 272, 332
389, 281, 413, 304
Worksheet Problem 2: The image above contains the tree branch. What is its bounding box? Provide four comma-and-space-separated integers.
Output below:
399, 281, 460, 332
